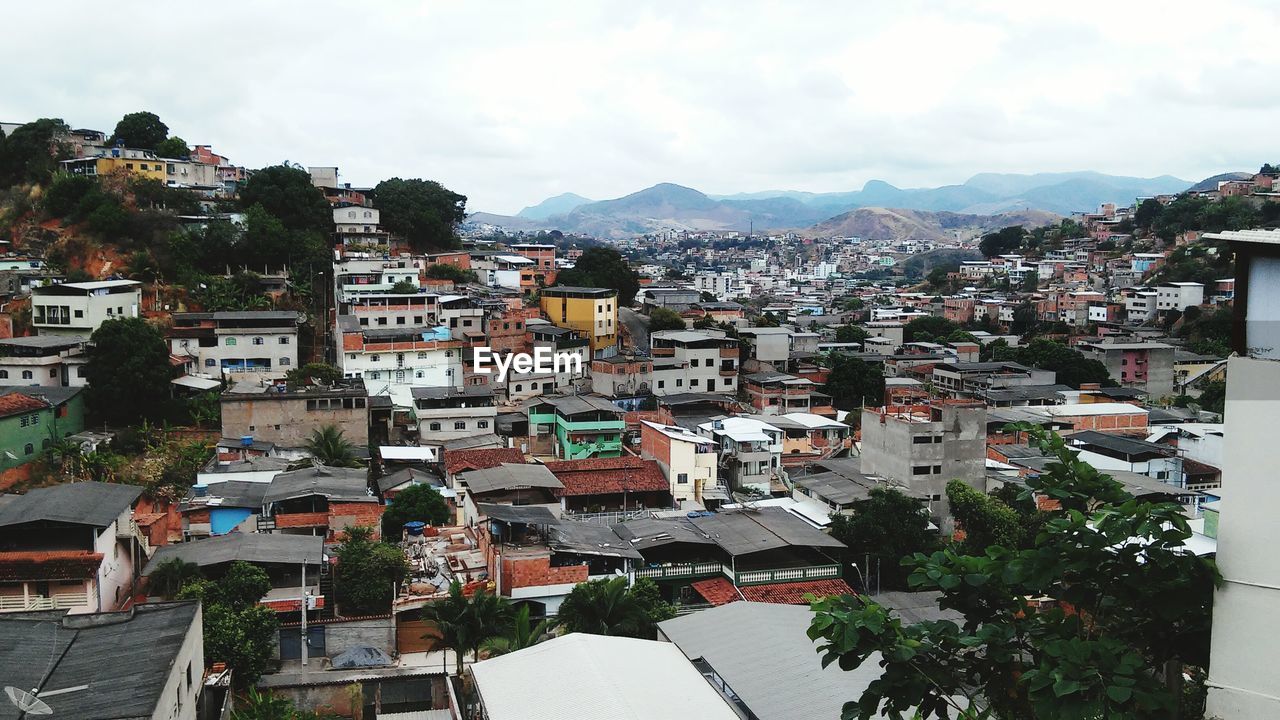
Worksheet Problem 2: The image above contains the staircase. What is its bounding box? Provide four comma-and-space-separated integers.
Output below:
318, 563, 336, 619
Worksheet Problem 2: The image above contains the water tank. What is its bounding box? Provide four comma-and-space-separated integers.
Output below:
192, 484, 208, 497
241, 435, 254, 447
404, 521, 427, 537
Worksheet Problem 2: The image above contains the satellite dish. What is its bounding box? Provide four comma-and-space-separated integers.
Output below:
4, 686, 52, 716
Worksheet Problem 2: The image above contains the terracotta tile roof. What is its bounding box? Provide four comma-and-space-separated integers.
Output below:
0, 392, 49, 419
544, 457, 669, 497
445, 448, 525, 476
0, 550, 103, 581
691, 577, 855, 606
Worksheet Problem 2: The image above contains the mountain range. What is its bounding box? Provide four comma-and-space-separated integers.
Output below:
475, 171, 1220, 239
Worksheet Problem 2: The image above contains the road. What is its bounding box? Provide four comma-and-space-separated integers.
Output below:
620, 306, 650, 352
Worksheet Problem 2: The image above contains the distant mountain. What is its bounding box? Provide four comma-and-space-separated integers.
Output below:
808, 207, 1061, 242
1186, 172, 1253, 193
517, 192, 593, 220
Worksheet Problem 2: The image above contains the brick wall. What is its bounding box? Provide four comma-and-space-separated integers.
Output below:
500, 554, 588, 591
328, 502, 385, 540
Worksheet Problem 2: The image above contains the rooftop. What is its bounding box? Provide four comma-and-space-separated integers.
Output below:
143, 533, 323, 574
263, 466, 374, 504
444, 447, 525, 476
459, 463, 563, 494
0, 481, 141, 529
545, 456, 669, 497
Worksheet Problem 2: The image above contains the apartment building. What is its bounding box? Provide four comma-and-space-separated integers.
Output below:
527, 394, 626, 460
539, 286, 618, 359
168, 310, 302, 378
859, 400, 987, 507
1079, 341, 1176, 398
221, 378, 371, 450
743, 372, 833, 416
1156, 282, 1205, 312
697, 416, 783, 495
31, 279, 142, 336
412, 385, 498, 445
640, 421, 720, 506
649, 330, 739, 395
0, 335, 88, 387
333, 205, 388, 246
337, 317, 465, 403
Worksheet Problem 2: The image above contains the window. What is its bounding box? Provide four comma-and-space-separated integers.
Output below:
691, 379, 700, 387
225, 337, 236, 346
676, 379, 683, 387
21, 370, 32, 380
912, 465, 932, 476
395, 370, 405, 382
677, 473, 689, 484
515, 384, 523, 392
370, 372, 380, 380
280, 358, 291, 366
205, 359, 216, 367
50, 368, 58, 378
396, 316, 406, 325
912, 435, 934, 444
454, 421, 466, 430
74, 309, 83, 318
690, 359, 698, 367
723, 378, 733, 388
371, 355, 380, 363
478, 420, 489, 429
279, 337, 290, 345
77, 367, 87, 377
429, 422, 441, 431
0, 370, 6, 379
24, 443, 34, 455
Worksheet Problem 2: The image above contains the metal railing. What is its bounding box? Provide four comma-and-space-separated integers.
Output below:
0, 591, 90, 612
561, 508, 654, 526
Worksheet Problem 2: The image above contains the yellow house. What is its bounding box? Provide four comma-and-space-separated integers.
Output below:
60, 148, 167, 182
540, 286, 618, 358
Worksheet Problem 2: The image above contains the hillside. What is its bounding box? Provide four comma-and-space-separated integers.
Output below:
807, 207, 1061, 241
1187, 172, 1253, 193
516, 192, 593, 219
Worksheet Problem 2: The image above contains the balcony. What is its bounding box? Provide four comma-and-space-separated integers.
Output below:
731, 564, 841, 586
0, 591, 89, 613
635, 561, 724, 580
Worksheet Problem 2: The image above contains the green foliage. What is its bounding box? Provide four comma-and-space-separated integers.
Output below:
421, 580, 515, 674
178, 561, 279, 687
111, 111, 169, 149
194, 272, 271, 312
231, 688, 298, 720
647, 306, 686, 332
42, 173, 97, 218
903, 316, 961, 343
557, 576, 673, 639
85, 317, 174, 425
423, 262, 479, 284
374, 177, 467, 251
990, 338, 1115, 389
154, 135, 190, 159
810, 426, 1219, 720
128, 176, 200, 215
926, 264, 956, 290
157, 439, 215, 493
334, 526, 410, 615
480, 604, 553, 658
1150, 239, 1235, 286
287, 362, 344, 386
1192, 380, 1226, 415
554, 247, 640, 305
390, 279, 419, 294
946, 480, 1023, 553
147, 558, 203, 599
305, 425, 363, 468
979, 225, 1027, 258
381, 483, 451, 536
240, 164, 331, 233
0, 118, 71, 185
186, 390, 222, 427
835, 324, 869, 345
827, 486, 941, 590
822, 354, 884, 410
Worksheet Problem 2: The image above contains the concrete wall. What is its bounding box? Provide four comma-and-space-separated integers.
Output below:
221, 396, 370, 449
860, 405, 986, 506
1207, 357, 1280, 718
150, 603, 204, 720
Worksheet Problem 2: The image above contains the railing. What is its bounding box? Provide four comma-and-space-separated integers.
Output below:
562, 509, 654, 526
734, 564, 841, 586
0, 591, 89, 612
635, 562, 724, 580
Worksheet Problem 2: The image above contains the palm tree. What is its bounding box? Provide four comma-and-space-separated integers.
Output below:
304, 425, 361, 467
421, 581, 514, 674
480, 604, 553, 658
148, 558, 203, 599
555, 576, 650, 638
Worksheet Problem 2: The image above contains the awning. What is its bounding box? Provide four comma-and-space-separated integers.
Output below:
171, 375, 222, 391
477, 503, 559, 525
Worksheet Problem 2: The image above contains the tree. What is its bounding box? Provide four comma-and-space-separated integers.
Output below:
1020, 270, 1039, 292
85, 317, 173, 425
390, 279, 419, 294
946, 480, 1023, 554
810, 426, 1219, 720
111, 111, 169, 149
154, 136, 190, 159
421, 580, 514, 674
374, 177, 467, 251
179, 561, 278, 687
992, 338, 1115, 389
1195, 380, 1226, 415
305, 425, 362, 467
0, 118, 71, 185
554, 247, 641, 305
334, 526, 410, 615
147, 558, 203, 599
240, 164, 331, 233
827, 487, 941, 590
822, 354, 884, 411
1133, 198, 1164, 229
557, 576, 673, 639
381, 483, 451, 537
903, 316, 961, 343
286, 362, 344, 387
230, 688, 297, 720
480, 604, 553, 658
835, 324, 869, 345
979, 226, 1027, 258
926, 265, 956, 290
423, 263, 479, 284
647, 307, 686, 332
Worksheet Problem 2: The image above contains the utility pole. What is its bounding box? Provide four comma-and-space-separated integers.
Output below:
300, 562, 309, 667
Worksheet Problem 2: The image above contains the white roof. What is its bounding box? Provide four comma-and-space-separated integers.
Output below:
471, 633, 737, 720
57, 279, 142, 290
171, 375, 222, 390
700, 416, 782, 443
642, 421, 716, 445
379, 446, 438, 462
779, 412, 848, 430
1041, 402, 1149, 418
494, 254, 534, 264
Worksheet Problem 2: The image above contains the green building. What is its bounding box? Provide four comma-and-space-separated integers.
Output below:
0, 386, 86, 471
527, 394, 626, 460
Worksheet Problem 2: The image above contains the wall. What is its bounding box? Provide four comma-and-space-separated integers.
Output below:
221, 395, 370, 448
149, 604, 203, 720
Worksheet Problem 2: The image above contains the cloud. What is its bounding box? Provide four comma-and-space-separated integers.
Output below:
1, 0, 1276, 214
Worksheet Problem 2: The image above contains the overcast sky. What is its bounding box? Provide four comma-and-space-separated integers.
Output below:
3, 1, 1276, 214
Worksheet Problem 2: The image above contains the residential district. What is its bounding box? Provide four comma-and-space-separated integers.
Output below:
0, 114, 1277, 719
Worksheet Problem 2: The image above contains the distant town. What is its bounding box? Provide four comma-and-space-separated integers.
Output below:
0, 110, 1275, 720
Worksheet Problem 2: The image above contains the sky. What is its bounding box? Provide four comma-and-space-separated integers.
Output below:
2, 1, 1277, 215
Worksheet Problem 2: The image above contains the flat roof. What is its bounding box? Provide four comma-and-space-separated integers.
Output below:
0, 335, 86, 348
542, 286, 617, 296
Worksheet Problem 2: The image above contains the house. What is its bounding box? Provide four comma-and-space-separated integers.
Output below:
181, 479, 273, 538
860, 400, 987, 507
168, 311, 303, 378
412, 385, 498, 446
30, 279, 142, 336
544, 456, 671, 514
930, 362, 1056, 400
261, 466, 381, 540
0, 386, 86, 473
0, 481, 147, 613
648, 330, 739, 395
455, 463, 563, 525
0, 335, 88, 387
735, 412, 852, 463
658, 601, 882, 720
221, 378, 371, 451
638, 286, 701, 313
525, 394, 625, 460
1156, 282, 1205, 312
144, 533, 324, 613
470, 633, 739, 720
59, 147, 167, 181
1078, 341, 1176, 398
743, 371, 832, 416
697, 416, 784, 495
333, 205, 388, 245
0, 601, 203, 720
1066, 430, 1183, 487
539, 286, 618, 359
338, 318, 466, 403
640, 421, 720, 506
